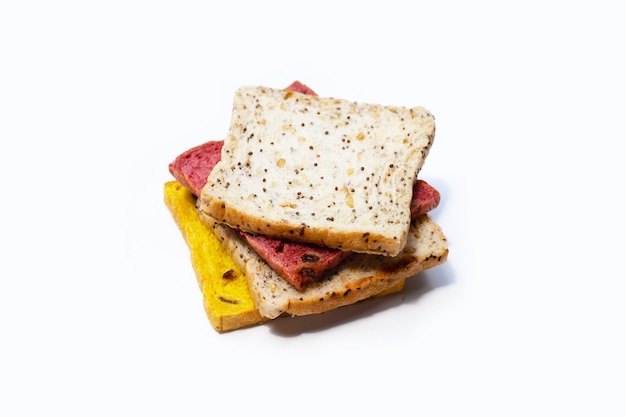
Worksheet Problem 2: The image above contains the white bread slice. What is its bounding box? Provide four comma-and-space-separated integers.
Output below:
199, 86, 436, 257
206, 214, 448, 319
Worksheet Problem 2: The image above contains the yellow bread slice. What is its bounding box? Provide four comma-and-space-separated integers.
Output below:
164, 180, 407, 332
164, 180, 267, 331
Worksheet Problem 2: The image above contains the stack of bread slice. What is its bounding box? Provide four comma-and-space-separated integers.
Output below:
165, 83, 448, 332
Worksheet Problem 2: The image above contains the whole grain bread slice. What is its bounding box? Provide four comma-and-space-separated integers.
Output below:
206, 213, 448, 319
199, 86, 436, 257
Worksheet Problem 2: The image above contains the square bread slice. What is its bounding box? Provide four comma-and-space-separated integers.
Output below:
199, 86, 436, 256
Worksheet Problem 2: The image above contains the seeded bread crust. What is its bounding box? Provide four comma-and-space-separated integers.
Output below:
207, 213, 448, 319
199, 86, 436, 257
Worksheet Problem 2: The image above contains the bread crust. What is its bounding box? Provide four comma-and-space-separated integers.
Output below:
200, 198, 410, 256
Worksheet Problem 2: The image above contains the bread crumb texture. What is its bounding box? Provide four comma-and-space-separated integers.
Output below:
200, 86, 436, 257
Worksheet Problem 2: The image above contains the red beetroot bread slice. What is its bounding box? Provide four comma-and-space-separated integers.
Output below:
238, 232, 353, 290
282, 80, 317, 96
168, 140, 223, 197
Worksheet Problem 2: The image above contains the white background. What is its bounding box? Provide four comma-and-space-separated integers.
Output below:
1, 1, 625, 415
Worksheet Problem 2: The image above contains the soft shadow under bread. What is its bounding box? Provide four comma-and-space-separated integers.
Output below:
267, 261, 456, 337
